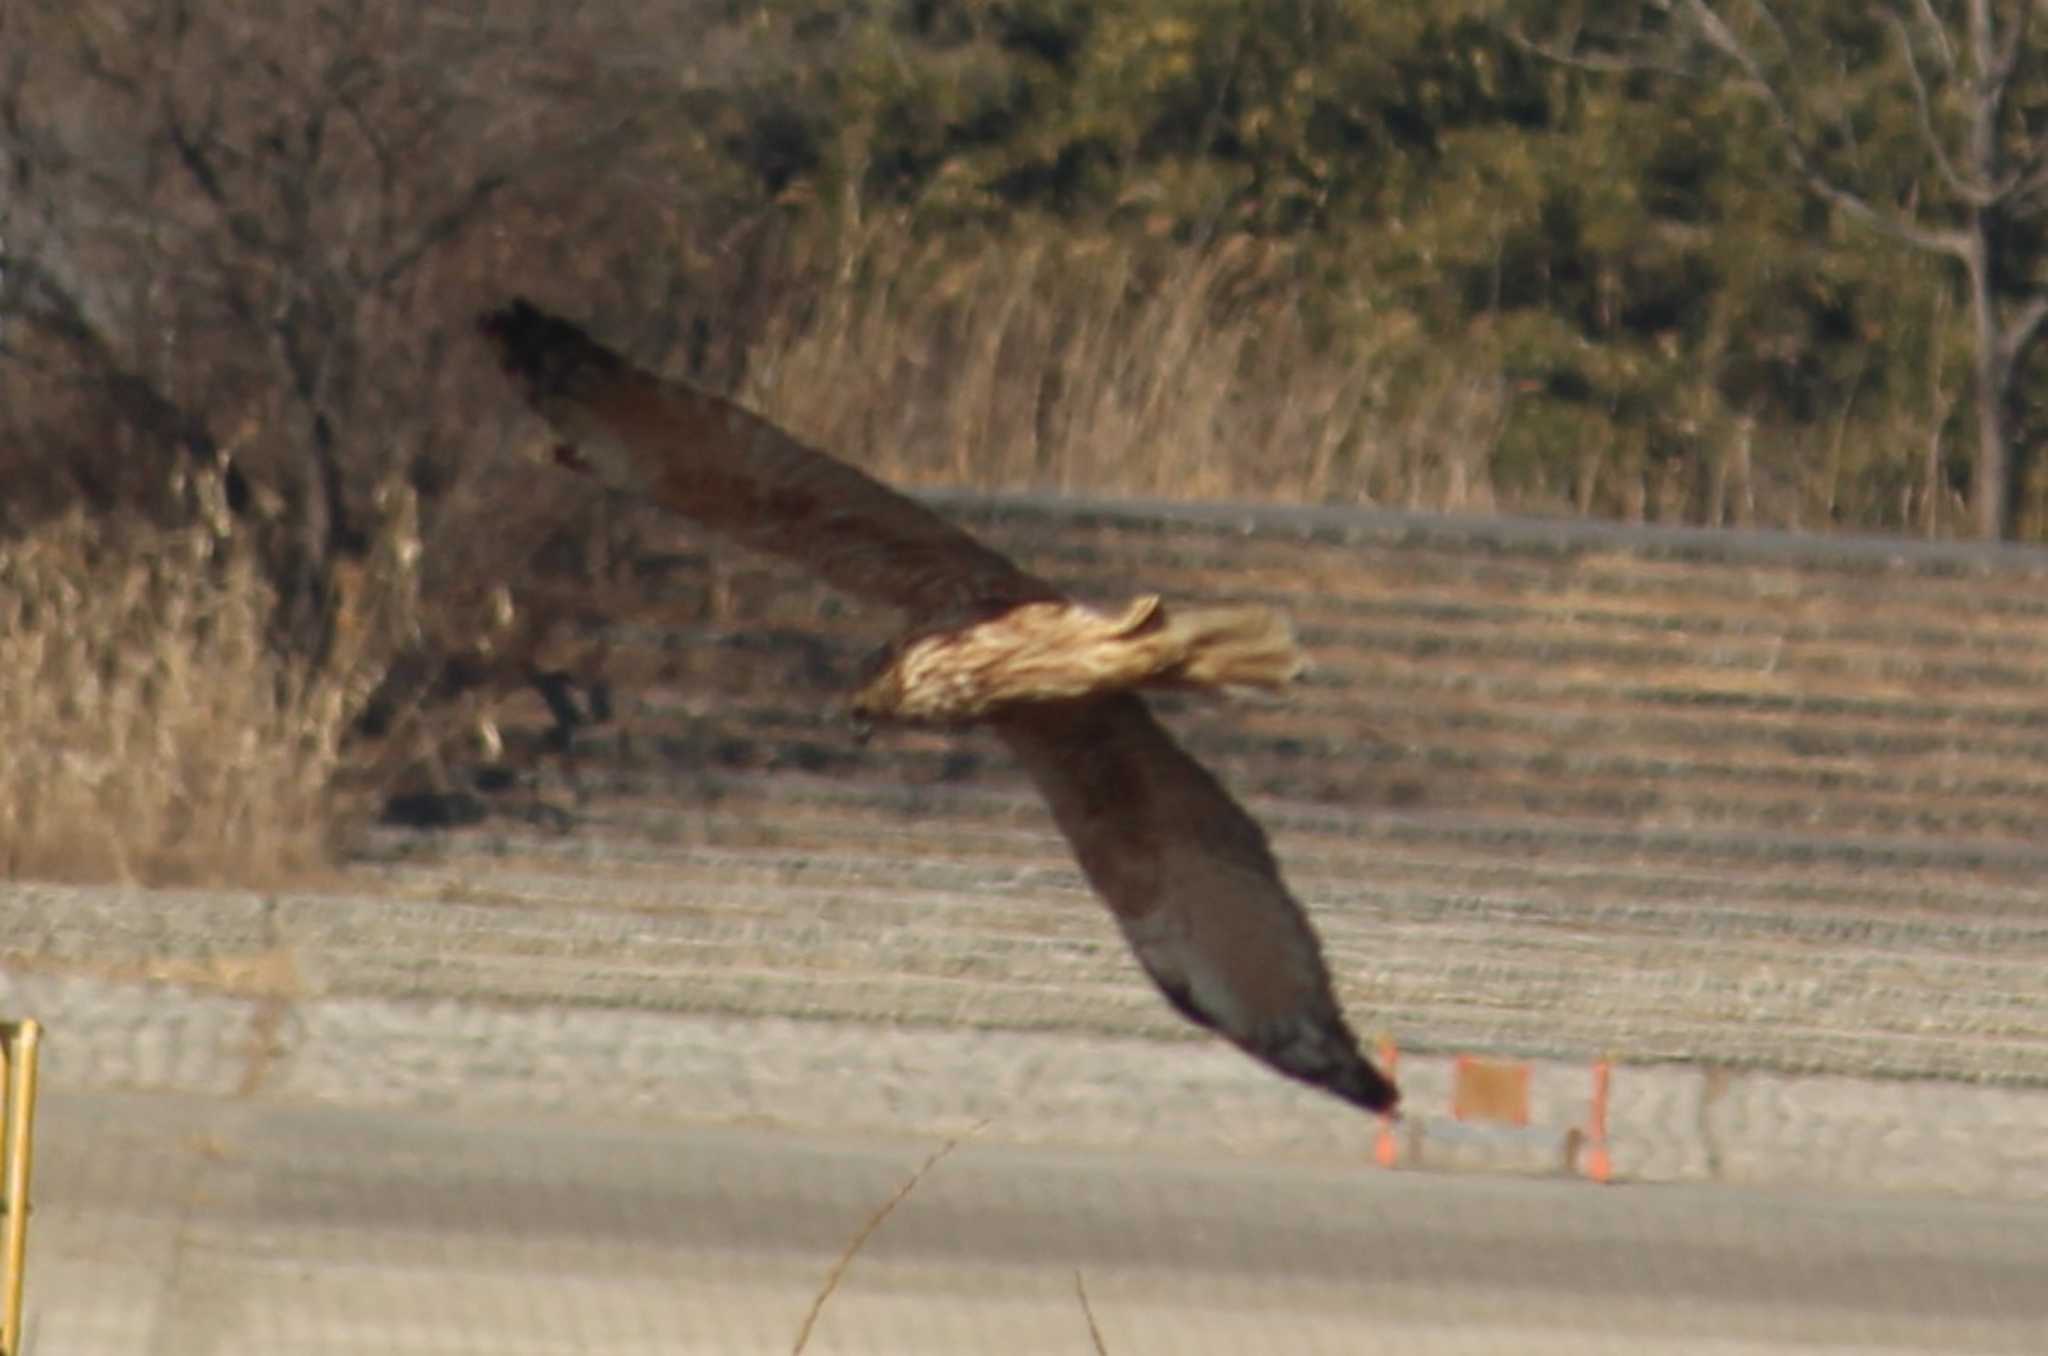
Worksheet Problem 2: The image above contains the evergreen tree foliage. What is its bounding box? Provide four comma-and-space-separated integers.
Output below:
721, 0, 2030, 535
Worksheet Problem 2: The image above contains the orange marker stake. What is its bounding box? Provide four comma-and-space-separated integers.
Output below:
1583, 1058, 1613, 1184
1374, 1036, 1401, 1168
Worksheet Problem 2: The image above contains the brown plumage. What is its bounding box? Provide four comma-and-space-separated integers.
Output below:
478, 298, 1399, 1116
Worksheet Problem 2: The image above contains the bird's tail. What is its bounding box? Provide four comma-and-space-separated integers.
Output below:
1142, 601, 1306, 693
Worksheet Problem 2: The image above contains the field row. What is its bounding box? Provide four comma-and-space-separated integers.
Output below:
347, 805, 2048, 1085
537, 499, 2048, 861
415, 502, 2048, 1085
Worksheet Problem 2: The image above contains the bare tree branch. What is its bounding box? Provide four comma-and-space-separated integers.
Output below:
0, 248, 219, 461
2000, 292, 2048, 369
1903, 0, 1957, 71
1504, 23, 1697, 80
1888, 11, 1984, 205
2001, 151, 2048, 210
1663, 0, 1971, 256
373, 171, 510, 291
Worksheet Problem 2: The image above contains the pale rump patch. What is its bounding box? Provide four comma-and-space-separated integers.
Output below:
850, 596, 1306, 724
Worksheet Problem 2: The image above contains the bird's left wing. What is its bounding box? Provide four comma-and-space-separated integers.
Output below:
479, 299, 1059, 622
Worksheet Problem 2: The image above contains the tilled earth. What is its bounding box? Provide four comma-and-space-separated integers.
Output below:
5, 499, 2046, 1198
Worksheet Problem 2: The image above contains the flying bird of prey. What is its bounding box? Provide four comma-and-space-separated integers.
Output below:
478, 299, 1399, 1116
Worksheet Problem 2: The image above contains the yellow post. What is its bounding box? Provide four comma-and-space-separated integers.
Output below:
1, 1020, 40, 1356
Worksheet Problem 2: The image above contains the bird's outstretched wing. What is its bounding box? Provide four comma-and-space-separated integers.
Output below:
478, 298, 1399, 1115
996, 697, 1396, 1113
478, 298, 1057, 622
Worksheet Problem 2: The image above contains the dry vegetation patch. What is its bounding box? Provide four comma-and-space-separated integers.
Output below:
742, 231, 1460, 505
0, 471, 404, 885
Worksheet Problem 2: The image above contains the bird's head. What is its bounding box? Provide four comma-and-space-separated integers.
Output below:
845, 643, 908, 742
845, 627, 989, 733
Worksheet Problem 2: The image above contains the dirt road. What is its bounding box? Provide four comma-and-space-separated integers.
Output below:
27, 1087, 2048, 1355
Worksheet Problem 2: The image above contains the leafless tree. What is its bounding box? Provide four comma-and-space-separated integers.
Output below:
1, 0, 816, 812
0, 0, 710, 641
1519, 0, 2048, 540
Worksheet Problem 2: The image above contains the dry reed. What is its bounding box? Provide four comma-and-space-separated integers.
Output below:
0, 466, 412, 885
742, 230, 1476, 507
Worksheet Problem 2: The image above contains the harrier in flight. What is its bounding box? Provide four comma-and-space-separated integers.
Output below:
479, 299, 1399, 1115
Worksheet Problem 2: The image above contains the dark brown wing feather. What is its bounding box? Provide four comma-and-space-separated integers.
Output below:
478, 298, 1059, 621
996, 697, 1398, 1114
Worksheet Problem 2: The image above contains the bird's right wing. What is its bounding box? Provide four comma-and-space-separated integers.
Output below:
994, 695, 1399, 1114
478, 299, 1058, 621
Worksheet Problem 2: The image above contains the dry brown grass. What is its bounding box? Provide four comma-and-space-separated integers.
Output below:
732, 223, 1997, 533
0, 467, 411, 886
741, 229, 1497, 508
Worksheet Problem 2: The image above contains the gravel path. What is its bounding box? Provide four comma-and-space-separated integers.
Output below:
27, 1088, 2048, 1356
4, 945, 2044, 1201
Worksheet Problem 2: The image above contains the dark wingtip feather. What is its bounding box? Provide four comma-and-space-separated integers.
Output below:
1262, 1014, 1402, 1115
1328, 1052, 1402, 1116
476, 297, 622, 400
1154, 970, 1400, 1115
